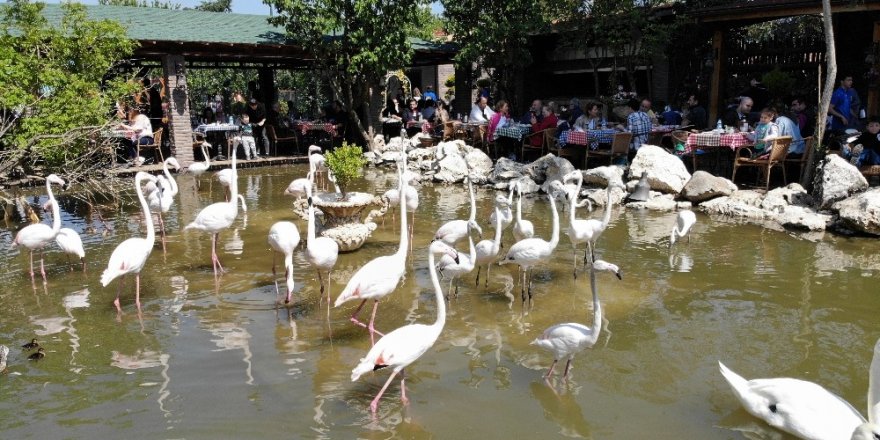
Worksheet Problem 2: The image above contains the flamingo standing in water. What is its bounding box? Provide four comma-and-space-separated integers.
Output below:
719, 336, 880, 440
489, 182, 515, 238
267, 220, 300, 304
474, 200, 508, 289
284, 170, 314, 200
555, 174, 602, 277
185, 146, 239, 275
41, 199, 86, 273
434, 176, 482, 245
100, 172, 159, 313
669, 210, 696, 249
305, 185, 339, 310
351, 240, 458, 413
580, 178, 620, 263
532, 260, 621, 378
12, 174, 67, 282
186, 143, 211, 189
146, 157, 181, 245
437, 220, 479, 297
335, 160, 410, 345
309, 149, 328, 191
499, 188, 561, 303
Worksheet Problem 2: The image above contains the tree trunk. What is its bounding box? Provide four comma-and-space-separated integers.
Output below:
802, 0, 835, 189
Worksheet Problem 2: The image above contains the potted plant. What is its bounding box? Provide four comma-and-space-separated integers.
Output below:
324, 142, 367, 200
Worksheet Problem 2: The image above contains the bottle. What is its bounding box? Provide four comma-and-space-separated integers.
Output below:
228, 115, 233, 125
601, 118, 607, 129
716, 119, 723, 130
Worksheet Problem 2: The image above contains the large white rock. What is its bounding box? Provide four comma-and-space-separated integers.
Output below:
523, 153, 559, 184
760, 183, 812, 213
699, 190, 767, 219
489, 157, 526, 184
465, 149, 494, 184
581, 186, 628, 207
433, 149, 469, 183
582, 166, 625, 188
777, 205, 830, 231
833, 187, 880, 236
813, 154, 869, 209
629, 145, 692, 194
680, 171, 737, 203
540, 156, 576, 193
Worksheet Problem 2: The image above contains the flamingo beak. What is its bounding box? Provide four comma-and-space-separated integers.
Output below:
615, 270, 622, 280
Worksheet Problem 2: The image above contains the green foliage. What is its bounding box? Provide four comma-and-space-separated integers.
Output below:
410, 5, 445, 41
324, 142, 366, 195
194, 0, 232, 12
1, 0, 136, 167
762, 68, 797, 102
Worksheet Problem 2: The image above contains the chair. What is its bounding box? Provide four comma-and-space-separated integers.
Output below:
521, 127, 555, 161
556, 132, 578, 164
442, 121, 456, 141
266, 124, 299, 156
585, 132, 631, 168
783, 136, 814, 183
136, 128, 164, 165
731, 136, 792, 190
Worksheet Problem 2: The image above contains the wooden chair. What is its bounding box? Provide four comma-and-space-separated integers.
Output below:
136, 128, 164, 165
266, 124, 299, 156
521, 127, 554, 161
556, 131, 579, 164
442, 121, 456, 141
783, 136, 814, 183
585, 132, 631, 168
731, 136, 792, 190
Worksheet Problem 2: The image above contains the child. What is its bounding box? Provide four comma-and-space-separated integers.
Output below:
237, 114, 257, 160
752, 108, 779, 156
850, 117, 880, 167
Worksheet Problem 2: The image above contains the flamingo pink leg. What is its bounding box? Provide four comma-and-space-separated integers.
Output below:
135, 273, 142, 310
545, 359, 558, 378
271, 252, 280, 298
28, 250, 36, 282
39, 249, 47, 282
370, 369, 400, 413
157, 213, 167, 251
284, 267, 293, 304
114, 275, 125, 313
211, 233, 225, 274
349, 299, 385, 345
562, 359, 572, 378
400, 370, 409, 405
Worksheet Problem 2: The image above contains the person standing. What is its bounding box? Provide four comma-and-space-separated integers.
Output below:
245, 98, 269, 156
830, 75, 855, 134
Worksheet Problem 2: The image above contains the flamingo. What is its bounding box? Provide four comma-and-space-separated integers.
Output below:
437, 220, 479, 298
0, 345, 8, 373
382, 186, 400, 229
434, 176, 482, 245
215, 168, 234, 201
309, 150, 328, 192
719, 336, 880, 440
474, 200, 508, 289
489, 182, 515, 237
351, 240, 458, 413
499, 188, 561, 303
512, 181, 534, 242
305, 185, 339, 309
571, 173, 620, 263
41, 199, 86, 273
267, 220, 300, 304
146, 157, 181, 244
554, 175, 603, 278
532, 260, 621, 379
284, 170, 314, 200
100, 172, 158, 313
186, 143, 211, 189
184, 146, 239, 275
669, 210, 696, 248
12, 174, 66, 282
335, 160, 410, 345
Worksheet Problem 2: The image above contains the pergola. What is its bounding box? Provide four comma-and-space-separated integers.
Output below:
41, 4, 456, 165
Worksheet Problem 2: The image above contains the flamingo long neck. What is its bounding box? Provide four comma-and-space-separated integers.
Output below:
547, 193, 559, 249
466, 228, 476, 264
46, 179, 61, 236
428, 249, 446, 331
284, 253, 294, 295
163, 160, 179, 195
230, 146, 238, 211
601, 185, 613, 229
567, 187, 577, 227
515, 187, 524, 222
136, 174, 155, 246
202, 145, 210, 168
396, 166, 408, 259
588, 267, 602, 346
467, 178, 476, 222
307, 190, 317, 243
490, 206, 503, 255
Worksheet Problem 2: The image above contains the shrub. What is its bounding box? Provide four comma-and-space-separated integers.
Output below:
324, 142, 367, 198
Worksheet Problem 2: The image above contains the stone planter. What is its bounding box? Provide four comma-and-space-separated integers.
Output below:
293, 191, 387, 252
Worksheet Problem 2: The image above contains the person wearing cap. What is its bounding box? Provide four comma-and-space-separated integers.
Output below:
245, 98, 269, 156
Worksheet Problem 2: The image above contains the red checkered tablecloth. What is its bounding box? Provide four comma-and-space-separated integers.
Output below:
684, 132, 752, 153
558, 129, 617, 149
295, 121, 337, 137
406, 120, 433, 133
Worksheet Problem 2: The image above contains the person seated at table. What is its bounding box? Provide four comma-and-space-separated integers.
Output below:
789, 95, 816, 138
118, 108, 153, 162
619, 98, 652, 151
660, 103, 682, 126
235, 114, 258, 160
382, 97, 403, 140
469, 96, 495, 123
423, 86, 438, 102
772, 110, 804, 157
529, 105, 558, 147
751, 108, 780, 156
489, 100, 516, 159
403, 98, 424, 137
520, 99, 543, 124
723, 96, 753, 128
573, 101, 603, 131
567, 98, 584, 126
849, 116, 880, 167
200, 106, 216, 125
412, 87, 423, 105
328, 100, 349, 137
683, 93, 708, 130
421, 97, 437, 123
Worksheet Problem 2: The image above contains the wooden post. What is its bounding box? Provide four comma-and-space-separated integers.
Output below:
708, 30, 726, 125
454, 63, 472, 119
161, 54, 194, 167
867, 21, 880, 118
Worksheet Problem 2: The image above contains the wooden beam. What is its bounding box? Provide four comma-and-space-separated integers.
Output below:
709, 29, 725, 126
695, 2, 880, 24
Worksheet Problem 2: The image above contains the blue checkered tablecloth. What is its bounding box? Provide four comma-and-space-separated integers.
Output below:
493, 124, 531, 141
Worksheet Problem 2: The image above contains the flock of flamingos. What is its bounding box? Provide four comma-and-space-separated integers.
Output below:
6, 144, 880, 439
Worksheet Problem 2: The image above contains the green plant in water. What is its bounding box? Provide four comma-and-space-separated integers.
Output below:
324, 142, 367, 198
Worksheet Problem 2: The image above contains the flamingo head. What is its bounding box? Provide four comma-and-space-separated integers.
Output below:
493, 194, 510, 208
592, 260, 622, 280
466, 220, 483, 239
547, 180, 567, 200
46, 174, 67, 190
308, 145, 322, 155
430, 240, 459, 264
165, 157, 182, 171
562, 170, 582, 184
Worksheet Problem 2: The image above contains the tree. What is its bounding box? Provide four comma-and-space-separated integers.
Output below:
0, 0, 136, 172
265, 0, 430, 148
805, 0, 836, 188
194, 0, 232, 13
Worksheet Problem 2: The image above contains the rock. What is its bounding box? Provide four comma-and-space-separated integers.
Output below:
407, 147, 435, 163
382, 136, 406, 153
776, 205, 830, 231
371, 134, 385, 153
582, 187, 627, 207
433, 151, 469, 183
813, 154, 869, 209
699, 190, 767, 219
489, 157, 526, 184
540, 156, 576, 193
628, 145, 691, 194
760, 183, 812, 213
680, 171, 737, 203
523, 153, 558, 184
583, 166, 625, 188
510, 176, 540, 194
833, 187, 880, 235
363, 151, 381, 165
464, 149, 494, 184
625, 192, 678, 211
380, 151, 404, 162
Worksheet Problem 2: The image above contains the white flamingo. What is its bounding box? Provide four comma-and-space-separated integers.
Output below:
186, 143, 211, 189
489, 183, 515, 236
267, 220, 300, 304
184, 146, 239, 275
351, 240, 458, 413
382, 186, 400, 229
284, 170, 314, 199
335, 160, 410, 345
305, 185, 339, 309
41, 199, 86, 273
146, 157, 181, 244
512, 181, 534, 242
12, 174, 66, 282
553, 175, 602, 278
309, 151, 327, 191
719, 336, 880, 440
499, 188, 561, 303
437, 220, 479, 298
532, 260, 621, 378
574, 175, 620, 263
669, 210, 696, 248
100, 172, 158, 313
214, 168, 234, 201
474, 200, 508, 289
434, 176, 482, 245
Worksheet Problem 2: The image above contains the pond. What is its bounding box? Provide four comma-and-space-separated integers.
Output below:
1, 164, 879, 439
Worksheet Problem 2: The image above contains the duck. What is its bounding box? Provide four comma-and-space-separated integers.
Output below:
22, 338, 40, 350
28, 347, 45, 361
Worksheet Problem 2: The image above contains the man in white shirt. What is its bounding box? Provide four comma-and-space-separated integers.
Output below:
469, 96, 495, 123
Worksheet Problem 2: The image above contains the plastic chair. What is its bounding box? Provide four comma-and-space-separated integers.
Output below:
585, 132, 631, 168
731, 136, 792, 190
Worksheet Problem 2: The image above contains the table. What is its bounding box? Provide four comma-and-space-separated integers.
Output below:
494, 123, 531, 141
294, 121, 337, 138
684, 131, 752, 154
195, 123, 240, 159
406, 120, 433, 134
558, 129, 617, 149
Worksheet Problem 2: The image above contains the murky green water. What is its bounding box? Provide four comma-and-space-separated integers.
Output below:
1, 164, 879, 439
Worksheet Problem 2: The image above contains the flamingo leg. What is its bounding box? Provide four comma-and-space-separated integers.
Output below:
81, 257, 87, 274
317, 270, 325, 302
114, 275, 125, 313
545, 359, 558, 378
520, 268, 527, 303
39, 249, 47, 282
135, 273, 142, 311
284, 266, 293, 304
475, 266, 481, 287
400, 369, 409, 405
572, 245, 578, 279
158, 212, 166, 252
486, 264, 491, 288
66, 253, 73, 271
526, 269, 533, 303
562, 359, 572, 378
272, 252, 280, 299
350, 299, 386, 342
28, 250, 36, 282
367, 300, 385, 345
369, 369, 400, 413
211, 233, 225, 274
